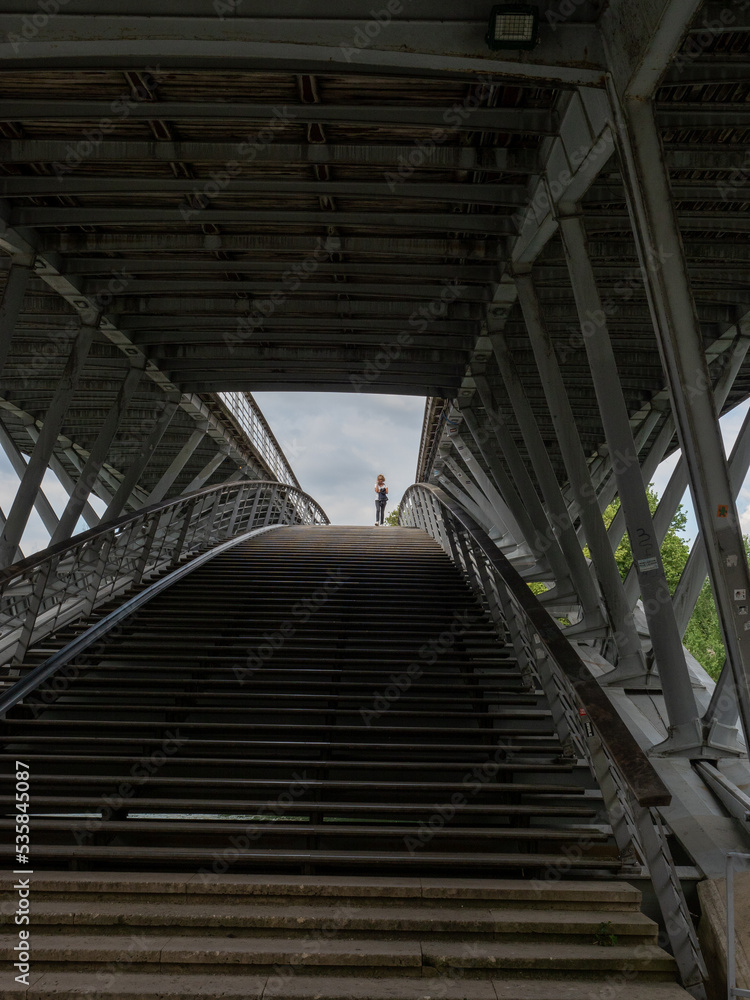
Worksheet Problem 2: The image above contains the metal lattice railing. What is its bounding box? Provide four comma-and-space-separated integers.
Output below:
217, 392, 299, 487
0, 480, 327, 669
399, 483, 708, 1000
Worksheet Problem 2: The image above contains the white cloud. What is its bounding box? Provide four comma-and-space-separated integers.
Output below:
253, 391, 425, 524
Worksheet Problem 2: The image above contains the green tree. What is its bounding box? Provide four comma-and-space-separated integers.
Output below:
600, 485, 690, 593
384, 506, 399, 526
597, 484, 733, 680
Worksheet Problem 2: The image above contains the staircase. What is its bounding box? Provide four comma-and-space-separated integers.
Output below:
0, 526, 697, 996
1, 873, 691, 999
1, 525, 616, 874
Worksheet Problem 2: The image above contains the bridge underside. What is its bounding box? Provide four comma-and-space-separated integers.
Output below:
0, 5, 749, 996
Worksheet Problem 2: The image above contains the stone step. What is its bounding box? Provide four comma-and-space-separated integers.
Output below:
0, 933, 677, 977
2, 972, 697, 999
0, 900, 659, 940
23, 873, 645, 909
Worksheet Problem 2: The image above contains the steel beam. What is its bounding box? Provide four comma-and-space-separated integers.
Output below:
672, 405, 750, 638
0, 140, 538, 172
181, 449, 229, 495
599, 0, 704, 100
145, 428, 206, 505
103, 396, 180, 520
50, 361, 146, 544
490, 326, 604, 625
511, 88, 616, 266
457, 409, 568, 585
616, 94, 750, 756
0, 259, 33, 376
621, 334, 750, 608
514, 270, 645, 677
558, 209, 701, 747
0, 101, 558, 133
0, 413, 59, 538
0, 176, 526, 206
0, 321, 95, 568
0, 18, 606, 86
12, 207, 513, 235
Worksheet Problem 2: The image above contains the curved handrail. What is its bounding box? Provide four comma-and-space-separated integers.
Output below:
399, 482, 671, 809
0, 479, 328, 667
0, 523, 283, 718
0, 480, 325, 585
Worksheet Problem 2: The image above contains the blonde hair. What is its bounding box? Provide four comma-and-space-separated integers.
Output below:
376, 474, 385, 482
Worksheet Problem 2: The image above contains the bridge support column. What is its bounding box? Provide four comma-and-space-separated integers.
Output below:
180, 448, 229, 495
490, 327, 604, 627
51, 361, 146, 544
616, 94, 750, 751
514, 270, 645, 678
0, 258, 34, 376
558, 209, 702, 750
104, 394, 180, 520
620, 335, 750, 607
0, 413, 60, 538
450, 421, 539, 551
672, 405, 750, 638
0, 320, 96, 568
459, 406, 570, 588
146, 427, 206, 504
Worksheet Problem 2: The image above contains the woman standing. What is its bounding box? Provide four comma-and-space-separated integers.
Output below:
374, 474, 388, 526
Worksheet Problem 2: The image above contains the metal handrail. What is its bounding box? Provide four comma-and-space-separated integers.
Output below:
400, 482, 670, 807
0, 479, 328, 667
400, 482, 709, 999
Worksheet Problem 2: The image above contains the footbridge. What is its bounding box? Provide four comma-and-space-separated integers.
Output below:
0, 2, 749, 997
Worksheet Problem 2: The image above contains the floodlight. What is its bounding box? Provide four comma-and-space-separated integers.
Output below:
485, 4, 539, 50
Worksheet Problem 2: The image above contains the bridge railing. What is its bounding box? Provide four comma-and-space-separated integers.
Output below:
400, 483, 708, 999
0, 480, 327, 668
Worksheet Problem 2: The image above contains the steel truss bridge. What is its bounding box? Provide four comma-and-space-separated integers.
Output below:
0, 2, 749, 997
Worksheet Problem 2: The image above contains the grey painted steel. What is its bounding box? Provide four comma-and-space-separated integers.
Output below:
514, 271, 644, 676
450, 431, 527, 546
703, 665, 741, 753
673, 406, 750, 637
103, 397, 180, 520
0, 322, 96, 568
459, 408, 569, 586
0, 18, 606, 86
0, 177, 528, 205
620, 339, 748, 608
0, 413, 60, 538
467, 379, 570, 574
0, 101, 558, 133
0, 479, 328, 668
145, 428, 206, 505
50, 361, 146, 544
490, 327, 603, 625
399, 483, 672, 804
616, 94, 750, 757
0, 524, 285, 719
558, 210, 700, 745
594, 408, 662, 514
694, 767, 750, 825
12, 207, 515, 235
0, 259, 33, 376
181, 449, 229, 495
600, 0, 703, 100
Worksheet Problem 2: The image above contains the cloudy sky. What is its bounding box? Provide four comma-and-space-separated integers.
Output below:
2, 392, 750, 555
253, 391, 425, 525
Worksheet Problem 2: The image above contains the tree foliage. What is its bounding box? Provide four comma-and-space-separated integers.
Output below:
384, 506, 399, 526
596, 484, 736, 680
